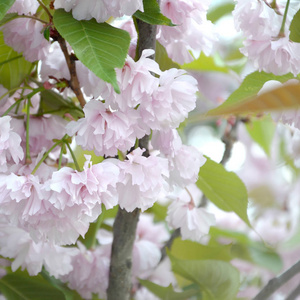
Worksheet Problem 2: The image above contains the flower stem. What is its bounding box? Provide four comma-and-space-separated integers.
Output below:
65, 142, 81, 171
279, 0, 290, 36
25, 98, 32, 164
1, 98, 24, 117
58, 145, 64, 170
31, 140, 62, 174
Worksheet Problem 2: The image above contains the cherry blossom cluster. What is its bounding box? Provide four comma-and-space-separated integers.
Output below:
0, 0, 218, 298
233, 0, 300, 75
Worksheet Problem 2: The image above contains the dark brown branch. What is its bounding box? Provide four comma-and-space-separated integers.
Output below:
107, 208, 140, 300
220, 118, 239, 165
107, 4, 159, 300
253, 260, 300, 300
160, 228, 181, 262
57, 35, 86, 108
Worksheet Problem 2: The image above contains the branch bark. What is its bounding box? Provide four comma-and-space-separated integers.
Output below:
57, 35, 86, 108
107, 6, 159, 300
253, 260, 300, 300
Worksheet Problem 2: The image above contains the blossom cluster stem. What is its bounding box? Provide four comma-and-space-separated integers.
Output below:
25, 98, 31, 164
65, 141, 81, 171
279, 0, 290, 36
107, 3, 159, 299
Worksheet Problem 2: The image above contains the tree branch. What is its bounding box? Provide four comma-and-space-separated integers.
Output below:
253, 260, 300, 300
107, 4, 159, 300
56, 35, 86, 108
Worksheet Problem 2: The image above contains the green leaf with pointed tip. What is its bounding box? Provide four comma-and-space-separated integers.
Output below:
0, 0, 15, 21
0, 270, 65, 300
134, 0, 174, 26
246, 114, 276, 156
197, 157, 251, 227
171, 238, 232, 261
0, 32, 33, 89
53, 9, 130, 93
207, 71, 295, 116
290, 9, 300, 43
139, 280, 200, 300
170, 256, 240, 300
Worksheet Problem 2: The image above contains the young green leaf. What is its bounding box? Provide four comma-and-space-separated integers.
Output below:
0, 32, 33, 89
0, 0, 15, 21
155, 41, 180, 71
0, 12, 18, 27
134, 0, 174, 26
290, 9, 300, 43
245, 114, 276, 156
0, 270, 66, 300
170, 237, 232, 261
139, 280, 200, 300
197, 157, 251, 227
170, 256, 240, 300
207, 71, 295, 116
53, 9, 130, 93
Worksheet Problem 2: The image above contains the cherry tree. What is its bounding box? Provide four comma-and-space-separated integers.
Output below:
0, 0, 300, 299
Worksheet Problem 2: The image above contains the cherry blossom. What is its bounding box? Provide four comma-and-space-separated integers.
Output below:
0, 116, 24, 172
8, 0, 39, 15
54, 0, 144, 23
1, 18, 50, 62
117, 148, 170, 212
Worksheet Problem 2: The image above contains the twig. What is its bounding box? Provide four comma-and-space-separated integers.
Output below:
286, 284, 300, 300
57, 35, 86, 108
220, 118, 239, 165
253, 260, 300, 300
106, 3, 159, 300
160, 228, 181, 262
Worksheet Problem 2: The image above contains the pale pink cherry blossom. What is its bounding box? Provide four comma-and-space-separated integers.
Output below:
49, 155, 119, 211
66, 99, 147, 156
167, 184, 216, 242
233, 0, 281, 40
241, 37, 300, 76
60, 242, 111, 300
110, 50, 161, 111
116, 148, 169, 212
0, 220, 79, 277
54, 0, 143, 23
140, 68, 198, 130
28, 114, 68, 156
132, 214, 169, 279
118, 18, 137, 59
150, 129, 182, 157
0, 116, 24, 172
8, 0, 39, 15
168, 144, 206, 188
1, 18, 51, 62
157, 0, 217, 64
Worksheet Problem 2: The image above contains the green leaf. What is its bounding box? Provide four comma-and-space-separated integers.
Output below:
0, 32, 33, 89
39, 88, 84, 119
170, 238, 232, 261
139, 280, 200, 300
290, 9, 300, 43
155, 41, 180, 71
134, 0, 174, 26
170, 256, 240, 300
197, 157, 251, 227
41, 270, 83, 300
0, 0, 15, 21
209, 227, 283, 273
53, 9, 130, 93
181, 52, 229, 73
207, 2, 235, 23
245, 114, 276, 156
207, 71, 295, 116
0, 270, 65, 300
